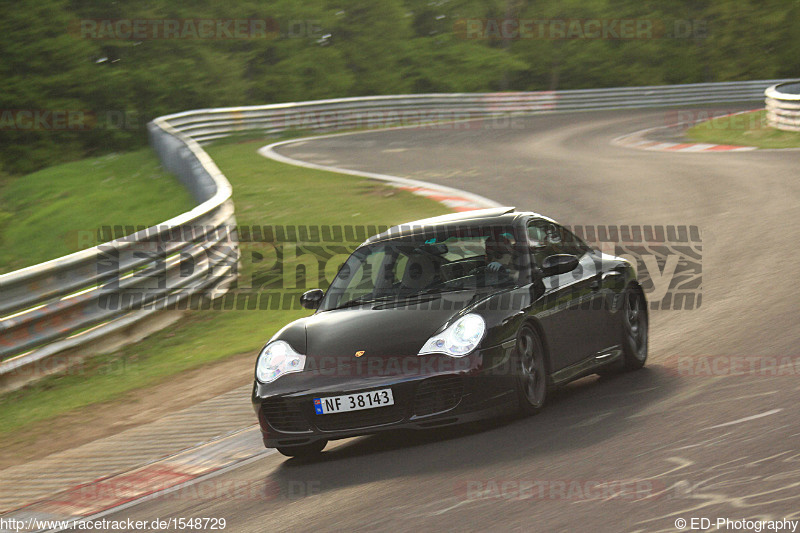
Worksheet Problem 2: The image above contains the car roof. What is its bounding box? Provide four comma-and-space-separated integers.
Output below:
364, 207, 557, 244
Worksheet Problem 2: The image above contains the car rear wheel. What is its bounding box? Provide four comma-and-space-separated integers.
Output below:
621, 286, 648, 370
515, 325, 548, 415
276, 439, 328, 458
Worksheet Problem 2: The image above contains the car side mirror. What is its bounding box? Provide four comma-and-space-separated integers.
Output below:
541, 254, 579, 277
300, 289, 324, 310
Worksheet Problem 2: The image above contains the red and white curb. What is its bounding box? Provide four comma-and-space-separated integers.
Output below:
613, 129, 756, 152
394, 186, 490, 211
259, 132, 501, 212
2, 428, 269, 532
612, 110, 760, 153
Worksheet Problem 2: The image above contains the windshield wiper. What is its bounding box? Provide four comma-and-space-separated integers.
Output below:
374, 287, 477, 306
327, 287, 472, 311
325, 295, 397, 311
404, 286, 472, 298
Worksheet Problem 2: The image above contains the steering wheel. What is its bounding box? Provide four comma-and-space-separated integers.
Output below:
469, 263, 512, 282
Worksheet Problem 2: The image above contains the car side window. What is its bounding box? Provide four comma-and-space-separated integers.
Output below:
527, 220, 591, 267
527, 223, 547, 247
527, 220, 562, 268
557, 226, 591, 256
392, 253, 409, 284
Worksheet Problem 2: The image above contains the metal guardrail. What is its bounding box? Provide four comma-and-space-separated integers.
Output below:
0, 118, 238, 391
0, 78, 792, 392
765, 82, 800, 132
159, 79, 795, 144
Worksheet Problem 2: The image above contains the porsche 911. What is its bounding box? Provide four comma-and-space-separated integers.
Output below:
252, 207, 648, 457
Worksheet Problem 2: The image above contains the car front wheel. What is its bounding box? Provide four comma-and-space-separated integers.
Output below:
621, 286, 648, 370
515, 325, 549, 415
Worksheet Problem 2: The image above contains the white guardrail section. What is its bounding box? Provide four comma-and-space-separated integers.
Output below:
0, 78, 795, 391
765, 82, 800, 132
0, 121, 239, 391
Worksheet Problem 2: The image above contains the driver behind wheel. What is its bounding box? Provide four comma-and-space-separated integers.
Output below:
485, 232, 519, 282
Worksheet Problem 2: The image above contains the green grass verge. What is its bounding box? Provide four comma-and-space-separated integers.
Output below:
0, 149, 195, 275
0, 137, 448, 437
686, 110, 800, 149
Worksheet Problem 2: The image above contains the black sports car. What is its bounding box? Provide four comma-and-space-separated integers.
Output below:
252, 207, 648, 457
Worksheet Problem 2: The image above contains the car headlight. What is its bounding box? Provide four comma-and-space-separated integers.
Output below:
418, 313, 486, 357
256, 340, 306, 383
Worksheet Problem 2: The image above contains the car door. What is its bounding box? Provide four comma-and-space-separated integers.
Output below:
527, 220, 608, 369
556, 224, 621, 355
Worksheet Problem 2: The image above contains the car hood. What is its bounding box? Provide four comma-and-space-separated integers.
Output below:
305, 303, 460, 358
270, 288, 518, 361
258, 288, 525, 393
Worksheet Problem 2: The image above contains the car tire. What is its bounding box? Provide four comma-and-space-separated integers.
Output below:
620, 285, 648, 371
276, 439, 328, 458
515, 325, 549, 415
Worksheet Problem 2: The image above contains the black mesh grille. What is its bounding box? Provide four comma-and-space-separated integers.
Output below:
313, 404, 404, 431
262, 398, 311, 433
413, 375, 463, 416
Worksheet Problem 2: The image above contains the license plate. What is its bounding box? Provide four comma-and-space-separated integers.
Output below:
314, 388, 394, 415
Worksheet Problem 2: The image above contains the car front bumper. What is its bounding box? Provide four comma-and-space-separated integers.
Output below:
251, 344, 517, 448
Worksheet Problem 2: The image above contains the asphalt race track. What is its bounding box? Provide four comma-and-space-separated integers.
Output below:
105, 109, 800, 532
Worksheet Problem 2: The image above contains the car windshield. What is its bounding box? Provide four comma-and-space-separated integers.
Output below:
319, 225, 526, 311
